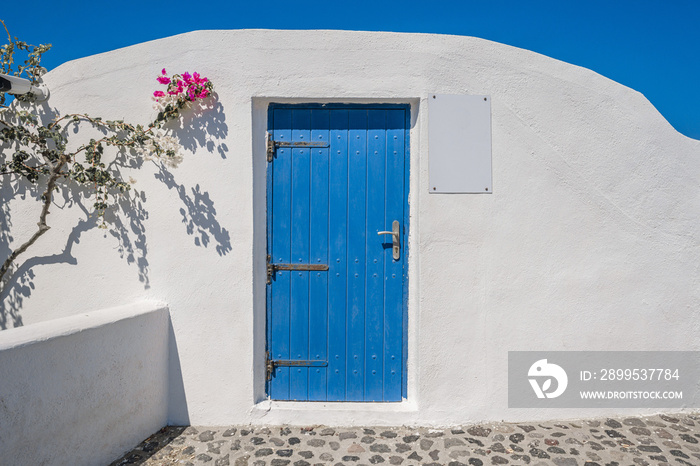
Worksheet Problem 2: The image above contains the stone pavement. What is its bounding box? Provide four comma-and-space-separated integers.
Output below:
109, 413, 700, 466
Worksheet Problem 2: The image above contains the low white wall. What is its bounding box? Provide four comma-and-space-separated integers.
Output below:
0, 302, 169, 466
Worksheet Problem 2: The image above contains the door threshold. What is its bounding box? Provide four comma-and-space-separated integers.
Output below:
253, 398, 418, 413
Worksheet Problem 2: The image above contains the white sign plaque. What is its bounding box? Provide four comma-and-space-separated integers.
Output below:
428, 94, 492, 193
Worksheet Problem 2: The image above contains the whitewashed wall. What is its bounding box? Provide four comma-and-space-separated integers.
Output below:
0, 302, 169, 465
1, 30, 698, 426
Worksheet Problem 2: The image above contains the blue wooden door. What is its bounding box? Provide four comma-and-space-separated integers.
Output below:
266, 104, 408, 401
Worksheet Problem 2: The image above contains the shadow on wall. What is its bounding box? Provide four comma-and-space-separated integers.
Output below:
176, 98, 229, 160
0, 180, 35, 329
154, 167, 232, 256
168, 316, 190, 426
0, 97, 230, 329
154, 95, 232, 255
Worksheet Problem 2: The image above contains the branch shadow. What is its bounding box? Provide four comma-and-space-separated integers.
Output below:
0, 175, 50, 329
169, 94, 229, 160
1, 93, 229, 327
0, 181, 152, 329
153, 166, 231, 256
0, 212, 95, 330
104, 189, 151, 289
150, 95, 232, 256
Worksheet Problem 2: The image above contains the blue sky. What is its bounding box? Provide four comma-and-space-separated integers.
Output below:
2, 1, 698, 139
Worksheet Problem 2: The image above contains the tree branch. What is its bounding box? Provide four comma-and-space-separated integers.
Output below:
0, 19, 10, 44
0, 158, 65, 283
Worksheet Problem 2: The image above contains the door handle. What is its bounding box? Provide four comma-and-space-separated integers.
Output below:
377, 220, 401, 260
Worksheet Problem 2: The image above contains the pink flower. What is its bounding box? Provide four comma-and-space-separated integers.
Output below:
153, 71, 211, 102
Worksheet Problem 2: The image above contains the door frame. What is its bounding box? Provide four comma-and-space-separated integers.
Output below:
264, 102, 411, 401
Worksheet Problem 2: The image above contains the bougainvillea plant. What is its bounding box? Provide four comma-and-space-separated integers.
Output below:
0, 20, 214, 283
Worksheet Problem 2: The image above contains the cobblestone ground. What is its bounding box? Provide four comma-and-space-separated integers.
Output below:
109, 413, 700, 466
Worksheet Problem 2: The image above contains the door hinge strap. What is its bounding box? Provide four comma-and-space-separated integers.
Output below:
266, 255, 329, 284
266, 132, 329, 162
273, 360, 328, 367
266, 354, 328, 381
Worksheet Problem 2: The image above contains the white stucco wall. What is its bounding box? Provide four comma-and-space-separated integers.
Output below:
0, 302, 169, 465
1, 30, 698, 426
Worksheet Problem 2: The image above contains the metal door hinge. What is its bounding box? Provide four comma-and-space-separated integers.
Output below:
266, 255, 275, 284
266, 254, 329, 284
266, 131, 330, 162
266, 351, 274, 381
266, 132, 275, 162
